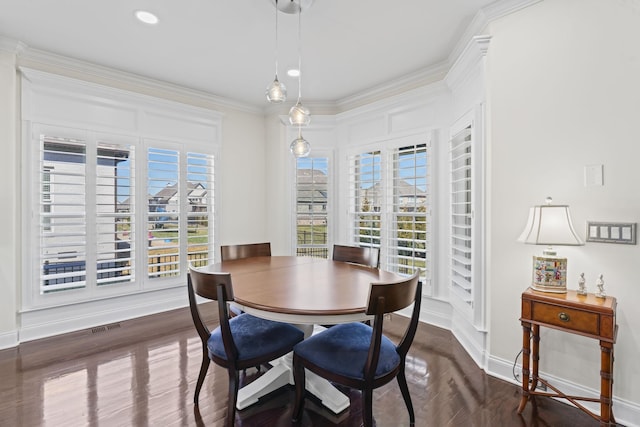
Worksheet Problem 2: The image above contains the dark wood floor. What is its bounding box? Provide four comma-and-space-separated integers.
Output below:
0, 304, 605, 426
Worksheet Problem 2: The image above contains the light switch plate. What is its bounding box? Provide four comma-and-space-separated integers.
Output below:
586, 221, 636, 244
584, 164, 604, 187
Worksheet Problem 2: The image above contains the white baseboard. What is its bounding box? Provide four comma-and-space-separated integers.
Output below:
0, 329, 19, 350
417, 295, 453, 330
18, 286, 188, 343
451, 318, 487, 368
487, 354, 640, 427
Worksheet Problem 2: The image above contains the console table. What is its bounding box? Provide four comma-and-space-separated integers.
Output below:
517, 288, 617, 426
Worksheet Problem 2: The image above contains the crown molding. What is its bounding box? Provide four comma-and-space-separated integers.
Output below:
445, 35, 492, 91
335, 61, 449, 113
0, 36, 27, 55
333, 0, 539, 112
448, 0, 541, 67
3, 1, 541, 116
16, 44, 262, 115
336, 80, 450, 123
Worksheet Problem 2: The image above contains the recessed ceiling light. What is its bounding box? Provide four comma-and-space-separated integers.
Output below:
135, 10, 159, 25
287, 68, 300, 78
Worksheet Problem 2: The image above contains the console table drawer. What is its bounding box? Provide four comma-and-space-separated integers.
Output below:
531, 302, 599, 335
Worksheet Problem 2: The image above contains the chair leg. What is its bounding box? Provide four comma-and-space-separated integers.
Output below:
362, 388, 374, 427
194, 348, 210, 405
291, 354, 306, 423
396, 367, 415, 426
225, 368, 240, 427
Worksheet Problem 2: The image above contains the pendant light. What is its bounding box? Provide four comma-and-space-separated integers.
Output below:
266, 0, 287, 103
290, 127, 310, 157
288, 1, 310, 126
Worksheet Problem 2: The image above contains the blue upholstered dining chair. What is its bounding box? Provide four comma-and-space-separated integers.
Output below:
187, 266, 304, 427
291, 271, 421, 427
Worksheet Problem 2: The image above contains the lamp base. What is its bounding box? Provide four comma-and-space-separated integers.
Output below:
531, 255, 568, 293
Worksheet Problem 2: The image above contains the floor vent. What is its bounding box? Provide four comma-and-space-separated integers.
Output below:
91, 323, 122, 334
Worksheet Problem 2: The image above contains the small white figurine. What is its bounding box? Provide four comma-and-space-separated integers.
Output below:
577, 272, 587, 295
595, 274, 606, 298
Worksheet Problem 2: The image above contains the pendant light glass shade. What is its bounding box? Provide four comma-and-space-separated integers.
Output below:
289, 100, 311, 126
290, 131, 310, 158
266, 77, 287, 103
266, 0, 286, 103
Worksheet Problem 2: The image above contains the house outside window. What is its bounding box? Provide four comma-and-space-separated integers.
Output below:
295, 157, 329, 258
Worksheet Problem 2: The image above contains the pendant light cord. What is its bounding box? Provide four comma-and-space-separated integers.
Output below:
297, 1, 303, 100
274, 0, 280, 77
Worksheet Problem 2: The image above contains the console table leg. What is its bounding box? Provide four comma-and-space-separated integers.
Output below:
517, 322, 532, 414
531, 324, 540, 392
600, 342, 614, 426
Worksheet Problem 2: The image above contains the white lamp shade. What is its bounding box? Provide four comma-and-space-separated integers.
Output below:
518, 205, 584, 246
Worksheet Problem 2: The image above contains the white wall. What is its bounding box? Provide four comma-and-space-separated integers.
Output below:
0, 48, 19, 348
486, 0, 640, 418
218, 108, 270, 245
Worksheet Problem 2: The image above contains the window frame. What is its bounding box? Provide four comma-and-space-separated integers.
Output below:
346, 132, 434, 295
448, 106, 485, 330
20, 69, 221, 311
293, 150, 333, 259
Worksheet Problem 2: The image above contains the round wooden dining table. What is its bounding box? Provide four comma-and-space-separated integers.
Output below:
202, 255, 406, 414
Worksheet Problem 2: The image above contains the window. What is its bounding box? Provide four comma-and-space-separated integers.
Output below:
450, 124, 473, 306
96, 140, 135, 287
40, 136, 88, 293
21, 69, 221, 313
350, 151, 382, 248
295, 157, 329, 258
147, 147, 179, 278
29, 125, 215, 304
448, 106, 485, 331
42, 166, 52, 232
388, 144, 429, 279
348, 137, 431, 291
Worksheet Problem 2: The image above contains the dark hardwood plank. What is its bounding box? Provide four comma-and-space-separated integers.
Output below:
0, 305, 607, 426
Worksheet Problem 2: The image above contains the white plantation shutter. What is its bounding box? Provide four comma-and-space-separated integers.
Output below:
147, 147, 180, 278
33, 131, 216, 300
349, 151, 382, 248
348, 139, 432, 293
186, 151, 214, 267
450, 125, 473, 305
96, 142, 135, 286
23, 70, 221, 309
40, 136, 88, 293
388, 144, 430, 286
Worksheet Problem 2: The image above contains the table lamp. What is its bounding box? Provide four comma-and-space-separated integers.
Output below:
517, 197, 584, 293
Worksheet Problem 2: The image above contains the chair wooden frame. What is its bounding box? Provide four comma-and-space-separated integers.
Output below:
220, 242, 271, 261
332, 244, 380, 268
220, 242, 272, 318
292, 271, 422, 427
188, 267, 301, 426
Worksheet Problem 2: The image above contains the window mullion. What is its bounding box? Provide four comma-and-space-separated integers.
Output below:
85, 139, 97, 295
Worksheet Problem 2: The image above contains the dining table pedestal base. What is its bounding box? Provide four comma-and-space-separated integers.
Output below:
236, 325, 350, 414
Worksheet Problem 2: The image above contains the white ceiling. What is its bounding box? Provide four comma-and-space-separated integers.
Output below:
0, 0, 497, 108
